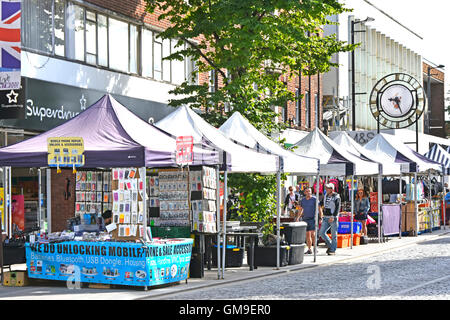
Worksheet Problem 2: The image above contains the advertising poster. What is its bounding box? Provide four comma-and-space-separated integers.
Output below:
0, 187, 4, 230
47, 137, 85, 168
26, 239, 193, 287
12, 194, 24, 231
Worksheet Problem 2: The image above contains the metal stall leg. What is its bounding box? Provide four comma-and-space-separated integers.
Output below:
276, 169, 281, 270
221, 170, 227, 280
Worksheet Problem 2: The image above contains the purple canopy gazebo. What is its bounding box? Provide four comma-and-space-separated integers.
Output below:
0, 94, 220, 168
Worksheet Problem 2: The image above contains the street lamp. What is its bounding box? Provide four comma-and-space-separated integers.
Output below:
350, 17, 375, 131
426, 64, 445, 134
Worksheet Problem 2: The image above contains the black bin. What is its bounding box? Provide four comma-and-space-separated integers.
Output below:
281, 222, 307, 244
288, 244, 305, 265
211, 245, 244, 268
252, 246, 289, 267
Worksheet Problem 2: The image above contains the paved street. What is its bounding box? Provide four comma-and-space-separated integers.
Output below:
156, 233, 450, 300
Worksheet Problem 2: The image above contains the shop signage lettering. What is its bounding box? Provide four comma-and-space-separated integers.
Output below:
28, 242, 192, 258
26, 99, 80, 122
25, 240, 193, 287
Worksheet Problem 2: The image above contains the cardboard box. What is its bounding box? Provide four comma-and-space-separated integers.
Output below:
3, 271, 29, 287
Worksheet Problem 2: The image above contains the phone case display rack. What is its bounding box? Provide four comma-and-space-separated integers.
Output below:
148, 166, 218, 234
111, 168, 146, 241
75, 171, 112, 216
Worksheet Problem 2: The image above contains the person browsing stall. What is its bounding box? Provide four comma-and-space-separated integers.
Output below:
319, 183, 341, 256
297, 187, 322, 255
100, 210, 112, 231
284, 186, 300, 218
355, 189, 370, 237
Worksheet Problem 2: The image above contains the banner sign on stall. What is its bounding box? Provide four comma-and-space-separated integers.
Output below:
47, 137, 85, 168
176, 136, 194, 165
0, 0, 21, 91
25, 239, 193, 287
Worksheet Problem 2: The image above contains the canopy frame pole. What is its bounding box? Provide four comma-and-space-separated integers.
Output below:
414, 172, 418, 237
399, 171, 402, 239
221, 170, 227, 280
276, 167, 281, 270
442, 168, 446, 230
142, 167, 148, 242
216, 165, 221, 280
38, 168, 42, 232
428, 171, 432, 233
314, 172, 320, 263
377, 173, 382, 243
351, 175, 354, 249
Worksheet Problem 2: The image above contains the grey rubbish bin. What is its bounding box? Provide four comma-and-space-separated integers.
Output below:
281, 222, 307, 245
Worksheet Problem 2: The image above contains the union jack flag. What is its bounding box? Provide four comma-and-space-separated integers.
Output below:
0, 0, 20, 71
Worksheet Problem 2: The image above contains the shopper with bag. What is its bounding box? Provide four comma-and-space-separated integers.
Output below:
284, 186, 300, 219
319, 183, 341, 255
297, 187, 322, 254
355, 189, 370, 236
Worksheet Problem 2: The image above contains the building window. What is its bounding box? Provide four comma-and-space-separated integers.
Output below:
97, 14, 108, 67
22, 0, 193, 85
305, 91, 310, 128
108, 17, 129, 72
295, 89, 300, 126
85, 11, 97, 65
314, 94, 319, 128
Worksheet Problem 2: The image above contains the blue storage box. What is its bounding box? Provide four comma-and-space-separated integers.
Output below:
338, 222, 362, 234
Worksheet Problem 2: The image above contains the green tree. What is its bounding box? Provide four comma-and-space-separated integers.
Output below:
145, 0, 355, 238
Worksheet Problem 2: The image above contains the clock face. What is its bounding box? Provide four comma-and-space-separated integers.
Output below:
380, 84, 414, 118
369, 73, 426, 129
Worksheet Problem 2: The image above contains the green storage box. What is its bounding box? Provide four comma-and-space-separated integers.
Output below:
151, 226, 191, 238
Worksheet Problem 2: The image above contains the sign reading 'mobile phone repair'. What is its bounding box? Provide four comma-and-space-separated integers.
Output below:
47, 137, 85, 172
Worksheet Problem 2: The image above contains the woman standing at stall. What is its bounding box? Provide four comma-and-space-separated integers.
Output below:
355, 189, 370, 236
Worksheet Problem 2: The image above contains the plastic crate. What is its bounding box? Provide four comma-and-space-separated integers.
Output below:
338, 222, 362, 234
328, 234, 351, 248
353, 234, 361, 246
150, 226, 191, 238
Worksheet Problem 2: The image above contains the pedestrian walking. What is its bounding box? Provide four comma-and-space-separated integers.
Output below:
284, 186, 300, 219
297, 187, 322, 254
319, 183, 341, 255
354, 188, 370, 236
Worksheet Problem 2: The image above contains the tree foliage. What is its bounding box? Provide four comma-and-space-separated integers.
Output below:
145, 0, 354, 236
146, 0, 354, 133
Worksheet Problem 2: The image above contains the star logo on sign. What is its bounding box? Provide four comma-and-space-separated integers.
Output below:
6, 90, 18, 104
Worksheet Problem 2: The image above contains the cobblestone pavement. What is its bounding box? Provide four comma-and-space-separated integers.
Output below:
162, 234, 450, 300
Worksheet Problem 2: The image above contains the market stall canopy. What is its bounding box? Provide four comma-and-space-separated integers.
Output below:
364, 133, 442, 174
331, 131, 401, 176
155, 106, 279, 173
0, 95, 220, 168
291, 128, 379, 176
274, 128, 309, 148
424, 143, 450, 175
218, 112, 319, 174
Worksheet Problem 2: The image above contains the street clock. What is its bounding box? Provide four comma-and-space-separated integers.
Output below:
369, 73, 426, 129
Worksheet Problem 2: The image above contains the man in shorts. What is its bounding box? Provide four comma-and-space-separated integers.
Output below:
297, 188, 322, 254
